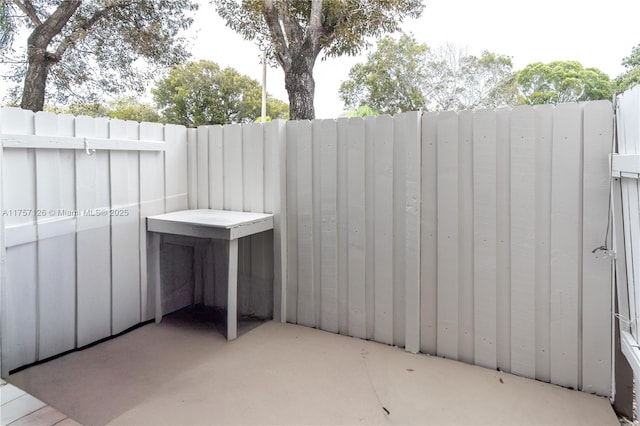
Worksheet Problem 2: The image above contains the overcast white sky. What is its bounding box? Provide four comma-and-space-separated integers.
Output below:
3, 0, 639, 118
189, 0, 640, 118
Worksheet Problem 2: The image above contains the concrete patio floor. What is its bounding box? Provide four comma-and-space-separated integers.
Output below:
8, 310, 618, 426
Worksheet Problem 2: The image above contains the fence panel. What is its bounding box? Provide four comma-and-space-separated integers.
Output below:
75, 116, 111, 347
615, 85, 640, 417
472, 109, 498, 370
0, 107, 184, 374
510, 106, 536, 379
1, 107, 37, 374
534, 105, 553, 382
34, 112, 76, 361
1, 103, 615, 398
436, 111, 459, 360
374, 115, 395, 345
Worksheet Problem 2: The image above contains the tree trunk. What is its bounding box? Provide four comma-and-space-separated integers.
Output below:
284, 59, 315, 120
20, 47, 50, 111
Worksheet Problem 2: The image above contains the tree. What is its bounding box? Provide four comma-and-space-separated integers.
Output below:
340, 34, 428, 115
214, 0, 424, 120
2, 0, 197, 112
514, 61, 612, 105
614, 44, 640, 93
109, 96, 162, 123
339, 34, 515, 114
422, 45, 516, 111
152, 60, 289, 126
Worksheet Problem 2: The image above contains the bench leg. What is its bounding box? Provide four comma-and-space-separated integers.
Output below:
149, 232, 162, 323
227, 239, 238, 340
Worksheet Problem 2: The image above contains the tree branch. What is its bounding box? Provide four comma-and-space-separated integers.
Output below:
53, 4, 116, 61
308, 0, 323, 54
28, 0, 81, 50
12, 0, 42, 26
262, 0, 290, 71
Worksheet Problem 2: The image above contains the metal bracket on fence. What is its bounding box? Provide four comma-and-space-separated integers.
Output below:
84, 137, 95, 156
591, 245, 616, 259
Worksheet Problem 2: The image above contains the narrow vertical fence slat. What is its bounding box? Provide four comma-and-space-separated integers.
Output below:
266, 120, 287, 322
472, 109, 498, 369
374, 115, 394, 345
187, 128, 197, 210
458, 110, 474, 363
108, 119, 141, 334
550, 103, 582, 389
420, 112, 438, 354
510, 106, 536, 379
496, 107, 512, 373
393, 113, 407, 347
285, 121, 298, 323
76, 116, 111, 347
534, 105, 554, 382
139, 122, 165, 322
364, 117, 376, 340
347, 118, 366, 339
436, 111, 459, 359
318, 119, 339, 333
404, 111, 421, 353
581, 100, 613, 395
243, 123, 264, 213
295, 120, 315, 327
197, 126, 209, 209
223, 124, 243, 211
1, 107, 37, 373
311, 120, 323, 329
336, 118, 349, 334
208, 126, 224, 210
34, 112, 76, 361
164, 124, 188, 212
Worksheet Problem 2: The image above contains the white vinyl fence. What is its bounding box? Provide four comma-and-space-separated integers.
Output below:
265, 103, 613, 396
613, 85, 640, 418
0, 101, 615, 398
0, 107, 188, 375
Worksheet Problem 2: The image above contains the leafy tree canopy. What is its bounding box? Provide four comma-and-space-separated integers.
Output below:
152, 60, 289, 126
614, 44, 640, 93
514, 61, 612, 105
214, 0, 424, 120
340, 34, 515, 114
44, 96, 162, 123
345, 105, 379, 117
340, 34, 427, 114
2, 0, 197, 111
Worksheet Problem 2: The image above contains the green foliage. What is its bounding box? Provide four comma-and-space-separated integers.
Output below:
345, 105, 379, 117
340, 34, 515, 114
44, 97, 162, 123
614, 44, 640, 93
152, 60, 289, 126
3, 0, 197, 106
45, 101, 111, 117
340, 34, 427, 114
109, 97, 162, 123
514, 61, 612, 104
